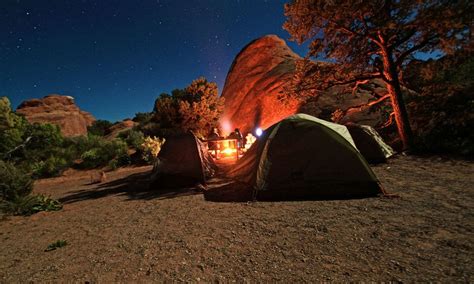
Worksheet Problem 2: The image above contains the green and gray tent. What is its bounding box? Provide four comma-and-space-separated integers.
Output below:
151, 132, 216, 188
346, 123, 395, 164
228, 114, 382, 199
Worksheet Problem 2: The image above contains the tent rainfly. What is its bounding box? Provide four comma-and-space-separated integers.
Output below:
346, 123, 395, 164
151, 132, 216, 188
228, 114, 382, 200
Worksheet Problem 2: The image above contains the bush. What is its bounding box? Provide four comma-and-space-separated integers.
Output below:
118, 129, 145, 149
141, 136, 166, 162
0, 160, 33, 201
80, 138, 128, 169
31, 156, 69, 178
132, 112, 153, 124
87, 120, 113, 136
406, 53, 474, 157
45, 240, 68, 251
1, 195, 40, 215
0, 194, 62, 216
0, 161, 61, 216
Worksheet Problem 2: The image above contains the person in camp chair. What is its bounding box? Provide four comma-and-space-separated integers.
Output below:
208, 127, 222, 159
228, 128, 244, 155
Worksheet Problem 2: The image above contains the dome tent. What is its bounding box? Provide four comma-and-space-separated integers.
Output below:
150, 132, 216, 188
345, 123, 395, 164
228, 114, 382, 200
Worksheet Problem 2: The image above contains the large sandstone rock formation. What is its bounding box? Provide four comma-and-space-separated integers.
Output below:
17, 95, 95, 137
220, 35, 301, 135
220, 35, 389, 135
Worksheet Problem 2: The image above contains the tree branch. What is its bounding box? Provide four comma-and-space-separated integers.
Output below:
327, 18, 384, 48
381, 112, 396, 128
367, 94, 390, 107
389, 29, 416, 50
394, 35, 439, 66
329, 73, 383, 88
3, 136, 32, 159
352, 79, 370, 96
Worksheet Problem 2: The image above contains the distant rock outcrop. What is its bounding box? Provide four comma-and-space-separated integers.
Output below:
220, 35, 390, 135
16, 95, 95, 137
105, 119, 137, 139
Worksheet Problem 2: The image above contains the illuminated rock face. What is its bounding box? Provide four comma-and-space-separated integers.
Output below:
220, 35, 302, 136
16, 94, 95, 137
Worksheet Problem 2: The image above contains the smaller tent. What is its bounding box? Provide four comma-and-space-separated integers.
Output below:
151, 132, 216, 188
228, 114, 382, 200
346, 123, 395, 164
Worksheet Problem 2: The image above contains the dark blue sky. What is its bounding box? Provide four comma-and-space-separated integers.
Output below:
1, 0, 308, 122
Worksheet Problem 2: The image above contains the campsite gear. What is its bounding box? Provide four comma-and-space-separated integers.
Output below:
228, 114, 382, 200
346, 123, 395, 164
151, 132, 216, 187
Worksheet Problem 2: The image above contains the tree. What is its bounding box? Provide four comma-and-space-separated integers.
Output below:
0, 97, 30, 156
178, 77, 225, 138
87, 120, 113, 136
132, 112, 153, 124
151, 77, 224, 138
283, 0, 472, 150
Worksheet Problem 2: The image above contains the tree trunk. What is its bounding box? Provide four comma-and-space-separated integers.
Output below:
381, 49, 414, 151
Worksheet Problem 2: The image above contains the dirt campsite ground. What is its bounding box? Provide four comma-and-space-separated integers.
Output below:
0, 155, 473, 282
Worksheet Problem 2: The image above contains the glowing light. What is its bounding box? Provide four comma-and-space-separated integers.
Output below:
255, 127, 263, 137
245, 133, 256, 150
220, 119, 232, 137
221, 147, 237, 156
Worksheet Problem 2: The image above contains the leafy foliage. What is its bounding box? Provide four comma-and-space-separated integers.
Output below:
141, 136, 166, 162
79, 138, 128, 169
132, 112, 153, 125
2, 194, 63, 216
1, 195, 42, 216
142, 77, 224, 138
179, 77, 225, 138
0, 98, 30, 157
0, 160, 62, 215
87, 119, 113, 136
404, 52, 474, 157
31, 156, 69, 179
0, 160, 33, 201
118, 129, 145, 149
283, 0, 472, 149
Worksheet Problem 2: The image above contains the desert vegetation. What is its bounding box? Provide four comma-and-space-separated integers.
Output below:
0, 76, 224, 215
137, 77, 224, 139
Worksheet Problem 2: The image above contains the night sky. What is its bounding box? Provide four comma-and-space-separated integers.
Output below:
1, 0, 308, 122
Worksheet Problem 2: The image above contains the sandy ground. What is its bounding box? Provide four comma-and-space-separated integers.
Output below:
0, 155, 473, 282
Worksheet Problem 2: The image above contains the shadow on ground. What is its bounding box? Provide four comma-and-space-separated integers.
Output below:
59, 164, 380, 205
59, 170, 202, 204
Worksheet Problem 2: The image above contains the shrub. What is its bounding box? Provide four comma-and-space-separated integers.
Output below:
31, 156, 69, 178
0, 194, 62, 216
141, 136, 166, 162
0, 160, 33, 201
87, 120, 113, 136
33, 194, 63, 212
80, 138, 128, 169
118, 129, 145, 149
45, 240, 68, 252
0, 195, 40, 215
132, 112, 153, 124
